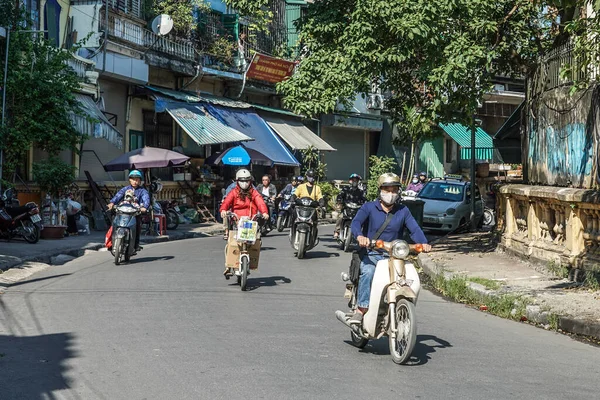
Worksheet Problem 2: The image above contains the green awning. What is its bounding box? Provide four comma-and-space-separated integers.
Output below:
439, 122, 495, 160
156, 97, 253, 146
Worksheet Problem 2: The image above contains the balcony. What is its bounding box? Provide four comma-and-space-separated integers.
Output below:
100, 12, 196, 62
66, 54, 97, 81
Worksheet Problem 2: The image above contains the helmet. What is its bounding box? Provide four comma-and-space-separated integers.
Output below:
296, 176, 305, 182
349, 173, 362, 181
129, 170, 143, 179
305, 169, 315, 178
377, 173, 401, 188
236, 168, 252, 181
419, 171, 427, 177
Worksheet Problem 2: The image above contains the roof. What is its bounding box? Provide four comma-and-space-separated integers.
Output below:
494, 101, 524, 140
261, 115, 336, 151
145, 85, 253, 109
253, 104, 305, 119
439, 123, 494, 148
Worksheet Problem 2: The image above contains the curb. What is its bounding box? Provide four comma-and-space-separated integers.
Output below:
416, 253, 600, 341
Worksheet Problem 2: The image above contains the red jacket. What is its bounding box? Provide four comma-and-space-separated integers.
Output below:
219, 186, 268, 218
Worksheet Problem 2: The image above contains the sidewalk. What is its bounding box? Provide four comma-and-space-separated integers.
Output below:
417, 232, 600, 341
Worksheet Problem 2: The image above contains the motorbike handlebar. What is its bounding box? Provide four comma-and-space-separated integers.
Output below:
367, 239, 425, 254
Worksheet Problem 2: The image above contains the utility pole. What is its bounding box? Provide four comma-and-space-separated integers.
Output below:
0, 26, 9, 194
470, 109, 477, 231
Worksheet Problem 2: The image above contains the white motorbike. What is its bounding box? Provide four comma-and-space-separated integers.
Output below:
336, 239, 423, 364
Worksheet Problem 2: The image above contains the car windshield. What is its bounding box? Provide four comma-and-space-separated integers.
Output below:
418, 182, 464, 202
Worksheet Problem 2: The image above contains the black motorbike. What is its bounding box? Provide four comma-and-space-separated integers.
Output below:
0, 188, 42, 243
261, 195, 276, 236
276, 194, 293, 232
111, 201, 141, 265
337, 201, 362, 252
289, 196, 320, 259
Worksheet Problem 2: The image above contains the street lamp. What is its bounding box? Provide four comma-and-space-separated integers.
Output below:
0, 27, 47, 193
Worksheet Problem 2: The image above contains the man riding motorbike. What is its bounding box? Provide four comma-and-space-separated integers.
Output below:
349, 172, 432, 325
220, 168, 269, 276
292, 170, 325, 209
257, 174, 277, 228
107, 170, 150, 254
278, 176, 301, 197
334, 173, 366, 239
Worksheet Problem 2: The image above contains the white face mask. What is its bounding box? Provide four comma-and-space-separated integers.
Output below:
412, 179, 418, 184
380, 191, 399, 205
238, 181, 250, 190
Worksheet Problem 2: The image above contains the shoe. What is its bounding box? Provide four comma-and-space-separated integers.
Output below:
348, 310, 363, 325
223, 268, 233, 280
136, 246, 143, 252
333, 232, 339, 240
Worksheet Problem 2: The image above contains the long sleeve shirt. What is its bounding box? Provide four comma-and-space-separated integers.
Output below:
110, 185, 150, 209
294, 183, 323, 201
337, 186, 366, 204
351, 200, 427, 244
219, 187, 268, 217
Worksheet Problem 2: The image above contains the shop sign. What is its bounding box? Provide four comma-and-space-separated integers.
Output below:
246, 53, 296, 84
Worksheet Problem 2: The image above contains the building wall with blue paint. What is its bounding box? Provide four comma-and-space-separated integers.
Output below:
527, 87, 596, 188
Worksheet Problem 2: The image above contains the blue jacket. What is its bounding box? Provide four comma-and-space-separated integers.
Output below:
351, 200, 427, 244
110, 185, 150, 209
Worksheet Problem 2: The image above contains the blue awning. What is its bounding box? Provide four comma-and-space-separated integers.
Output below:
204, 104, 300, 167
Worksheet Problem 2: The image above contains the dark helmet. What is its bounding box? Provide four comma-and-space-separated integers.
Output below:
305, 169, 315, 178
349, 173, 362, 181
296, 176, 305, 182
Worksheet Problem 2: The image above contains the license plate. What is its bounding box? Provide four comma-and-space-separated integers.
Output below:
31, 214, 41, 223
424, 217, 439, 223
174, 206, 180, 212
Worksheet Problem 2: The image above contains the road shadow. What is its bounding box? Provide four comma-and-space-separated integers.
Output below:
305, 251, 340, 259
429, 231, 499, 255
127, 255, 175, 264
228, 275, 292, 291
259, 246, 276, 251
346, 334, 451, 366
0, 333, 78, 399
2, 274, 72, 289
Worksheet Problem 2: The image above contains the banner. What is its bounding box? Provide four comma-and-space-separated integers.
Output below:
245, 53, 296, 84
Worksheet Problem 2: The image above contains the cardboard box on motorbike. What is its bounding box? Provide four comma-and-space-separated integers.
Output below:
224, 234, 261, 270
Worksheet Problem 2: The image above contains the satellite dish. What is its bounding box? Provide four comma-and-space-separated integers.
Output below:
151, 14, 174, 36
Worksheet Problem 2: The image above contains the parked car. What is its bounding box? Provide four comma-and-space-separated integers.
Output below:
417, 177, 483, 231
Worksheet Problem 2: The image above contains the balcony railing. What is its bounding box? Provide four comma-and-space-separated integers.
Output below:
101, 12, 196, 62
66, 54, 95, 80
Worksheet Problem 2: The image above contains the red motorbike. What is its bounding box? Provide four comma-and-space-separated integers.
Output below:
0, 189, 42, 243
158, 200, 180, 230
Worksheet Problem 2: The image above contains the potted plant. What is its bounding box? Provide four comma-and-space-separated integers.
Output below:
32, 156, 76, 239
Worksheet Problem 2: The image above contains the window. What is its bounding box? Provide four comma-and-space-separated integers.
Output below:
445, 139, 453, 163
129, 130, 144, 151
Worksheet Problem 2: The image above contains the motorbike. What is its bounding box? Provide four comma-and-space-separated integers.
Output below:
289, 197, 320, 259
337, 201, 362, 252
0, 189, 42, 243
261, 195, 276, 236
225, 212, 261, 291
335, 239, 424, 364
158, 199, 181, 230
111, 201, 141, 265
276, 194, 293, 232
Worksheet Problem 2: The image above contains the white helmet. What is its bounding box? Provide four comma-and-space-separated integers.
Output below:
236, 169, 252, 181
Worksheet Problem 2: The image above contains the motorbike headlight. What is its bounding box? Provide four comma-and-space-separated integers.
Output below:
391, 240, 410, 259
446, 208, 456, 216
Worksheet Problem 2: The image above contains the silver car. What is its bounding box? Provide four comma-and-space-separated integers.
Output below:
417, 178, 483, 231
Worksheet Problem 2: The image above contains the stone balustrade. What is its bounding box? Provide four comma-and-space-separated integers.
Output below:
498, 184, 600, 271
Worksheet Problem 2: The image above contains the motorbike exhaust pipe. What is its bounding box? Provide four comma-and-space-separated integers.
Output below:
335, 310, 352, 328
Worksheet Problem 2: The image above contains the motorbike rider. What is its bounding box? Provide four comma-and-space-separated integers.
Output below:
418, 171, 428, 185
220, 168, 269, 275
334, 173, 366, 239
107, 170, 150, 254
292, 170, 325, 209
348, 172, 432, 325
278, 176, 301, 197
257, 174, 277, 227
405, 174, 424, 193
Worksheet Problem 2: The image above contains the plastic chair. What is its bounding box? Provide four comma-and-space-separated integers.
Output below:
154, 214, 167, 235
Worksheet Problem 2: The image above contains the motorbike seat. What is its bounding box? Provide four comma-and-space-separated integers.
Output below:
5, 205, 32, 217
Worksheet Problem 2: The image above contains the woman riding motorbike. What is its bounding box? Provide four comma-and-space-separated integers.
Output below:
219, 169, 269, 277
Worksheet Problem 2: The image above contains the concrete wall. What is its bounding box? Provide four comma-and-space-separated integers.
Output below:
322, 127, 367, 180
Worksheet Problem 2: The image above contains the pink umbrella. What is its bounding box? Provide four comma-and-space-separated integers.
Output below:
104, 147, 190, 172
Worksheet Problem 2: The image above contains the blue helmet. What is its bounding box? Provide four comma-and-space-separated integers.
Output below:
349, 173, 362, 181
129, 170, 143, 179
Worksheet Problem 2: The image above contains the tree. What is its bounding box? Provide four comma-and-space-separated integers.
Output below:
147, 0, 211, 38
277, 0, 557, 127
0, 1, 85, 184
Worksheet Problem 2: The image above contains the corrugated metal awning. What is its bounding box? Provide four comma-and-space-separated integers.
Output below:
262, 115, 336, 151
439, 122, 495, 160
158, 98, 253, 146
145, 85, 252, 109
72, 94, 123, 149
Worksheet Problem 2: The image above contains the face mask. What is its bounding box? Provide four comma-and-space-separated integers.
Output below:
351, 181, 359, 188
238, 181, 250, 190
307, 177, 315, 184
380, 191, 399, 205
412, 179, 419, 184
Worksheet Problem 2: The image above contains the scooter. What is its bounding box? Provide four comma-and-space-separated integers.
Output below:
0, 189, 42, 243
276, 194, 293, 232
337, 201, 362, 252
225, 212, 261, 291
158, 199, 181, 230
111, 200, 141, 265
335, 239, 424, 364
289, 196, 320, 259
261, 195, 276, 236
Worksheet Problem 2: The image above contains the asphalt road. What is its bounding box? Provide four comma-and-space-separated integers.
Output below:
1, 227, 598, 400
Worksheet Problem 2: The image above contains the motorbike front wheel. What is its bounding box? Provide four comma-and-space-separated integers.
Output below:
113, 237, 123, 265
390, 299, 417, 365
240, 256, 249, 291
297, 231, 307, 259
483, 209, 495, 227
277, 215, 284, 232
166, 209, 179, 230
21, 220, 40, 244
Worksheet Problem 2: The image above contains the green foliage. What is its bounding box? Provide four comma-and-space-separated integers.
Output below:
32, 157, 77, 198
0, 2, 85, 180
224, 0, 272, 31
468, 277, 502, 290
319, 181, 340, 211
393, 105, 437, 145
148, 0, 211, 37
277, 0, 557, 124
300, 146, 326, 180
366, 156, 398, 200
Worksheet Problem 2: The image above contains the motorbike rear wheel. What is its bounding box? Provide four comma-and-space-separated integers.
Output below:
483, 208, 495, 227
113, 237, 122, 265
240, 256, 249, 291
277, 215, 284, 232
166, 209, 179, 230
390, 299, 417, 365
21, 220, 40, 244
350, 331, 369, 349
297, 231, 307, 259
